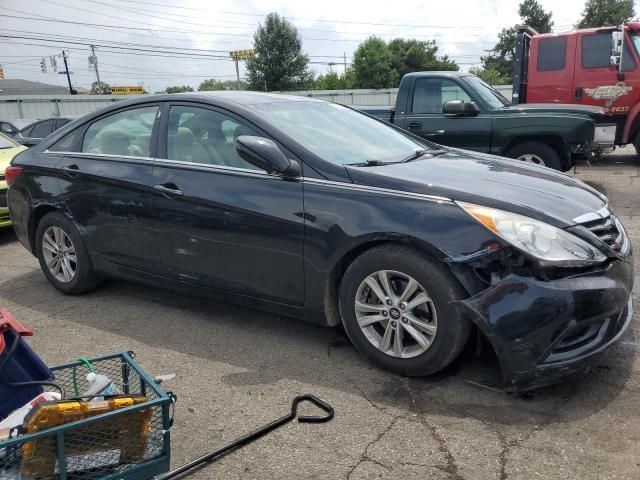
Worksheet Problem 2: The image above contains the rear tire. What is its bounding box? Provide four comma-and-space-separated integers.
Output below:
338, 244, 471, 376
35, 211, 101, 294
506, 141, 562, 171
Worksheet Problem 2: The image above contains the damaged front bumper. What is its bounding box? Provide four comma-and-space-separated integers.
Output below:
458, 258, 634, 393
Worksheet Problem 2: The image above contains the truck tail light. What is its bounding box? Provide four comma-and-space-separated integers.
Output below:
5, 166, 23, 186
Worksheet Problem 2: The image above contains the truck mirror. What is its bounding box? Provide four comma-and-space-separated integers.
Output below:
443, 100, 479, 116
443, 100, 465, 115
611, 30, 623, 66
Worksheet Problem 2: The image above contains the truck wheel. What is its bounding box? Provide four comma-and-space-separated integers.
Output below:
506, 142, 562, 171
338, 244, 471, 377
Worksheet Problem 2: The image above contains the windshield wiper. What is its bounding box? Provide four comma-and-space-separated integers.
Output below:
346, 159, 393, 167
401, 148, 448, 163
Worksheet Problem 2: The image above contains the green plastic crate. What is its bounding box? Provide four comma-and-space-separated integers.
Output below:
0, 352, 174, 480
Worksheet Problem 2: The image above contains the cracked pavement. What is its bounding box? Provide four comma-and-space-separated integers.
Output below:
1, 148, 639, 479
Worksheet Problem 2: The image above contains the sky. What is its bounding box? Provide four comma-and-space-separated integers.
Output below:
1, 0, 639, 93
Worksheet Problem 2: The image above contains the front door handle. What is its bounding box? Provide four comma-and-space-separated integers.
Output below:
407, 121, 422, 130
423, 130, 445, 136
154, 183, 184, 197
62, 164, 79, 177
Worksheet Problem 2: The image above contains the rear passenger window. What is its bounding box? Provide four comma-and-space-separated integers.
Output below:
48, 128, 82, 152
538, 37, 567, 71
82, 106, 158, 157
30, 121, 53, 139
582, 34, 611, 68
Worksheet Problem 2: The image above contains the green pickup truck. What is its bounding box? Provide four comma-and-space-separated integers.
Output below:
357, 72, 608, 171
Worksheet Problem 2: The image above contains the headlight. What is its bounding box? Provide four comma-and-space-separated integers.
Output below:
459, 202, 607, 265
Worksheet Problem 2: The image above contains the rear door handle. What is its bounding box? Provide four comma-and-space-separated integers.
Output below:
62, 164, 79, 177
407, 121, 422, 130
154, 183, 184, 197
575, 87, 583, 100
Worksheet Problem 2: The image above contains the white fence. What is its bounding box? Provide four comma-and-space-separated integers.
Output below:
0, 85, 513, 120
0, 95, 139, 120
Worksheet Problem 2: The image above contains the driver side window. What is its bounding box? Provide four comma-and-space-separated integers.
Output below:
165, 105, 260, 170
412, 78, 471, 114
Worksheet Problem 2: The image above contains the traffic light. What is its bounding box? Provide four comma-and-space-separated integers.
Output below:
40, 58, 47, 73
0, 66, 4, 79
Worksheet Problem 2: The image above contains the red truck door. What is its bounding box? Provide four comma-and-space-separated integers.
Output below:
526, 33, 576, 104
573, 30, 639, 116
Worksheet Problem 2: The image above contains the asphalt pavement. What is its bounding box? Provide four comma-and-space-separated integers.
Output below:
1, 149, 639, 479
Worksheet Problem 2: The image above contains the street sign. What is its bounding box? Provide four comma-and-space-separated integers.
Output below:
229, 49, 256, 61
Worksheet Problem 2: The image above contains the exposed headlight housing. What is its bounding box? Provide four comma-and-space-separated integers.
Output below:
458, 202, 607, 266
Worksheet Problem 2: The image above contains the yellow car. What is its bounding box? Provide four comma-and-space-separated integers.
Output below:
0, 133, 27, 227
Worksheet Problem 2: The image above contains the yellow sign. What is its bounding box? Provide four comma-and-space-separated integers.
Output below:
111, 86, 145, 95
229, 49, 256, 61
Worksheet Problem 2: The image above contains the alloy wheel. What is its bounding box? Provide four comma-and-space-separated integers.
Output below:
354, 270, 437, 359
517, 153, 546, 166
42, 226, 77, 283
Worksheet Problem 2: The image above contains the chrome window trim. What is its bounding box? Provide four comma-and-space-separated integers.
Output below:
153, 158, 270, 177
302, 177, 452, 203
43, 150, 155, 162
572, 205, 611, 224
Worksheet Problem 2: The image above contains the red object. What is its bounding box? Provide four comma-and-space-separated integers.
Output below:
523, 23, 640, 144
4, 166, 23, 186
0, 309, 33, 353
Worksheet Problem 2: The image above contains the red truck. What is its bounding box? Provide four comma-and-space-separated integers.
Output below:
513, 23, 640, 153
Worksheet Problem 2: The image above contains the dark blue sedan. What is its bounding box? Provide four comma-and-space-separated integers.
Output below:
4, 92, 633, 393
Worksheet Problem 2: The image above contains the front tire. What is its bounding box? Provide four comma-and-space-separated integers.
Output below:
35, 211, 100, 294
506, 141, 562, 171
338, 245, 471, 376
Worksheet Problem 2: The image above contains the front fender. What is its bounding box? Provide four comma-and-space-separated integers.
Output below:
489, 114, 595, 154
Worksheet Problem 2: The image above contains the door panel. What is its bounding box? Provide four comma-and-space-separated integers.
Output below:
150, 104, 305, 305
402, 77, 492, 152
574, 32, 640, 115
57, 105, 161, 272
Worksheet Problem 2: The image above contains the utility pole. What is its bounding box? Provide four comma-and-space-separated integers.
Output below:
344, 52, 347, 73
90, 45, 102, 93
62, 50, 74, 95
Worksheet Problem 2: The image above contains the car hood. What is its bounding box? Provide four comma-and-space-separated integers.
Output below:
0, 145, 27, 169
345, 149, 607, 228
500, 103, 605, 118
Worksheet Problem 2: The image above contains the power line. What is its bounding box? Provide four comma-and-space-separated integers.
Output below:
101, 0, 496, 30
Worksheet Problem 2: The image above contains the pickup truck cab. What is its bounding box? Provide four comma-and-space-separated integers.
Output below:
358, 72, 605, 171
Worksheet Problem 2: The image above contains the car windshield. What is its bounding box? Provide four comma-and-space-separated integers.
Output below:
464, 76, 512, 109
0, 133, 18, 149
251, 101, 432, 166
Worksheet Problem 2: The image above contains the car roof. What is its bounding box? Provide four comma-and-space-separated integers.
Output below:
181, 91, 326, 106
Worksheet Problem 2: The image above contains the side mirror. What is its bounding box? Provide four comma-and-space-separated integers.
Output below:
443, 100, 480, 116
235, 135, 300, 177
611, 31, 623, 66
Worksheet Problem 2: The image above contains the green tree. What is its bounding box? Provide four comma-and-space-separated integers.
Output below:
310, 70, 356, 90
577, 0, 635, 28
468, 67, 511, 85
198, 79, 226, 91
246, 12, 310, 91
164, 85, 193, 93
90, 81, 111, 94
352, 37, 396, 89
482, 0, 554, 82
388, 38, 458, 86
